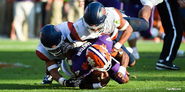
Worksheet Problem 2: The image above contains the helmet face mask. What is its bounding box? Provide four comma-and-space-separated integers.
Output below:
82, 18, 105, 34
43, 37, 64, 56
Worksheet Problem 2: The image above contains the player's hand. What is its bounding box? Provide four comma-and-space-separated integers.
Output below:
115, 66, 129, 84
111, 48, 119, 57
115, 71, 129, 84
60, 42, 74, 53
111, 48, 124, 57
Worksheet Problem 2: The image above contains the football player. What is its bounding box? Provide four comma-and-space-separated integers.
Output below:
36, 25, 133, 88
37, 1, 137, 86
36, 25, 110, 88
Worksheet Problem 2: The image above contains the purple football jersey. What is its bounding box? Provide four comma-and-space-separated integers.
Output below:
71, 35, 113, 77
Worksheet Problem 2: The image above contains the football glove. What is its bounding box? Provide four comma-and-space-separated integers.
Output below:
60, 42, 74, 54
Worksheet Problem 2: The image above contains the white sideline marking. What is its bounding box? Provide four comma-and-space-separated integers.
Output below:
0, 62, 31, 68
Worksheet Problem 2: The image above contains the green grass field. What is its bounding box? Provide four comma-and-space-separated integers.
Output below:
0, 39, 185, 92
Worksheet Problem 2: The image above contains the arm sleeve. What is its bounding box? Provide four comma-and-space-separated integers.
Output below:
113, 8, 129, 31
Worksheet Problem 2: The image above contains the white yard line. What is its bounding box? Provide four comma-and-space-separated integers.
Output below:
0, 62, 31, 68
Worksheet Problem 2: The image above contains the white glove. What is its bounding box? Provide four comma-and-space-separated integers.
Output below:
140, 0, 163, 8
72, 41, 87, 48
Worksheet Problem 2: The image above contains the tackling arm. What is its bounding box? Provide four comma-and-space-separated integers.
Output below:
112, 49, 131, 84
45, 60, 80, 87
45, 60, 62, 81
36, 50, 76, 87
117, 25, 133, 46
112, 9, 133, 51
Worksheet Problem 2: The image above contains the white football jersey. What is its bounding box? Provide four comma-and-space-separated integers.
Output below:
73, 7, 129, 40
36, 7, 129, 61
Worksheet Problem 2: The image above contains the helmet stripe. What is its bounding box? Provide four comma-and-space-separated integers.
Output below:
88, 46, 108, 65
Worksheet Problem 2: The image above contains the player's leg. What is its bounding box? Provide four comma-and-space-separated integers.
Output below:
156, 0, 183, 70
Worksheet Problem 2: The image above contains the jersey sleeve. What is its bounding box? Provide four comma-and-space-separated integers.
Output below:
36, 44, 56, 61
113, 8, 129, 31
55, 22, 82, 42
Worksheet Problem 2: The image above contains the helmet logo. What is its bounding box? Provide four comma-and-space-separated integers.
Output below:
87, 57, 95, 67
86, 44, 112, 71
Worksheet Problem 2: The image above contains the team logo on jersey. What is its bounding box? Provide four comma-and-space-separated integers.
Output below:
114, 20, 120, 25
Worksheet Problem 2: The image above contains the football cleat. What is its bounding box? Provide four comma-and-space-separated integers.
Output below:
156, 61, 180, 70
132, 47, 140, 60
42, 75, 53, 84
126, 47, 140, 60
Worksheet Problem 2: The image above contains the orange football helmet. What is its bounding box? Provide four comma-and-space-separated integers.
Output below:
86, 44, 112, 71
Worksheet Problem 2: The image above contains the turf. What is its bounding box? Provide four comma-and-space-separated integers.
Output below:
0, 39, 185, 92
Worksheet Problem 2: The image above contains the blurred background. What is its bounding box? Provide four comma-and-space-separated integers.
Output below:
0, 0, 184, 59
0, 0, 184, 42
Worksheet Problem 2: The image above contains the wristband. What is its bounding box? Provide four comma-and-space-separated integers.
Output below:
47, 64, 58, 71
114, 42, 122, 50
58, 77, 66, 86
118, 66, 126, 76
